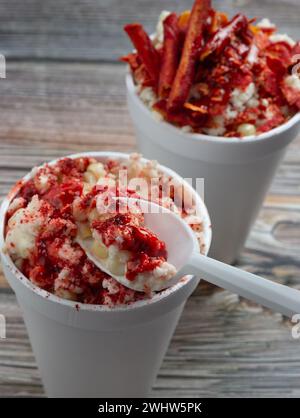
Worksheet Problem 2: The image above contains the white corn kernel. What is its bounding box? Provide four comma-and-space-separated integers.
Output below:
87, 162, 106, 179
55, 289, 77, 301
107, 257, 125, 276
97, 177, 116, 188
118, 250, 131, 264
83, 171, 97, 185
83, 182, 93, 195
91, 240, 108, 259
88, 208, 99, 223
72, 198, 87, 222
237, 123, 257, 137
77, 222, 92, 239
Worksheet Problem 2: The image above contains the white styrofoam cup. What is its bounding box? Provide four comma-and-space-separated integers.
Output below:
0, 152, 212, 398
126, 74, 300, 263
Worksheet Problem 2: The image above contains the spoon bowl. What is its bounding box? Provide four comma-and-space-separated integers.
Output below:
77, 198, 195, 292
80, 197, 300, 318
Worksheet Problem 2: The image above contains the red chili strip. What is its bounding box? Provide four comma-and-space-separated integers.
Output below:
200, 14, 248, 60
158, 13, 180, 98
124, 23, 160, 88
167, 0, 211, 111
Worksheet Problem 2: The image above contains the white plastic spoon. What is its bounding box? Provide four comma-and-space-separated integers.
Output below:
79, 199, 300, 318
77, 198, 190, 292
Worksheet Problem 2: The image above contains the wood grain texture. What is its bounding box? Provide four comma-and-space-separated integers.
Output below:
1, 289, 300, 398
0, 0, 299, 61
0, 0, 300, 398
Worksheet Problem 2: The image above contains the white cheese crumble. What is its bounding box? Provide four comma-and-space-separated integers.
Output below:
269, 34, 296, 48
230, 83, 256, 111
6, 195, 47, 260
266, 107, 276, 120
139, 87, 157, 107
225, 106, 238, 120
257, 18, 276, 29
285, 74, 300, 91
37, 174, 50, 190
152, 110, 164, 122
7, 197, 26, 217
203, 115, 226, 136
134, 261, 177, 291
57, 240, 84, 266
181, 125, 193, 133
96, 176, 116, 188
201, 83, 259, 137
247, 44, 259, 64
247, 97, 260, 108
102, 277, 120, 295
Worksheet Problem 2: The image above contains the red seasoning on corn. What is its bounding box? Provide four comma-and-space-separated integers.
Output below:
4, 155, 205, 306
122, 0, 300, 137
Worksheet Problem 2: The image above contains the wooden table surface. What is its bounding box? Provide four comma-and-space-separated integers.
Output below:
0, 0, 300, 398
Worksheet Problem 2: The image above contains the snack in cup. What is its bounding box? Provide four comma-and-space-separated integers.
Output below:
4, 154, 206, 306
0, 152, 212, 397
122, 0, 300, 137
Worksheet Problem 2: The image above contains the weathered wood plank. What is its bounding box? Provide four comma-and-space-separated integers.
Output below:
0, 0, 299, 61
0, 61, 135, 200
0, 291, 299, 397
155, 293, 300, 397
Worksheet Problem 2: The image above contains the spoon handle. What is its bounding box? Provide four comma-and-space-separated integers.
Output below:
184, 252, 300, 319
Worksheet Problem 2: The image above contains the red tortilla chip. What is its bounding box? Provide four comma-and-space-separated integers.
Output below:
200, 14, 248, 60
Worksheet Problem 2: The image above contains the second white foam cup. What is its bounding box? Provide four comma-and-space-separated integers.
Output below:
0, 152, 212, 398
127, 74, 300, 264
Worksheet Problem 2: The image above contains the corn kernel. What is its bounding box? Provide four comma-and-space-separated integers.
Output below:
107, 257, 125, 276
88, 208, 99, 222
87, 162, 106, 179
91, 240, 108, 259
83, 182, 93, 195
77, 222, 92, 239
118, 250, 130, 263
237, 123, 257, 137
72, 198, 87, 222
83, 171, 97, 185
55, 288, 77, 301
97, 177, 116, 188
